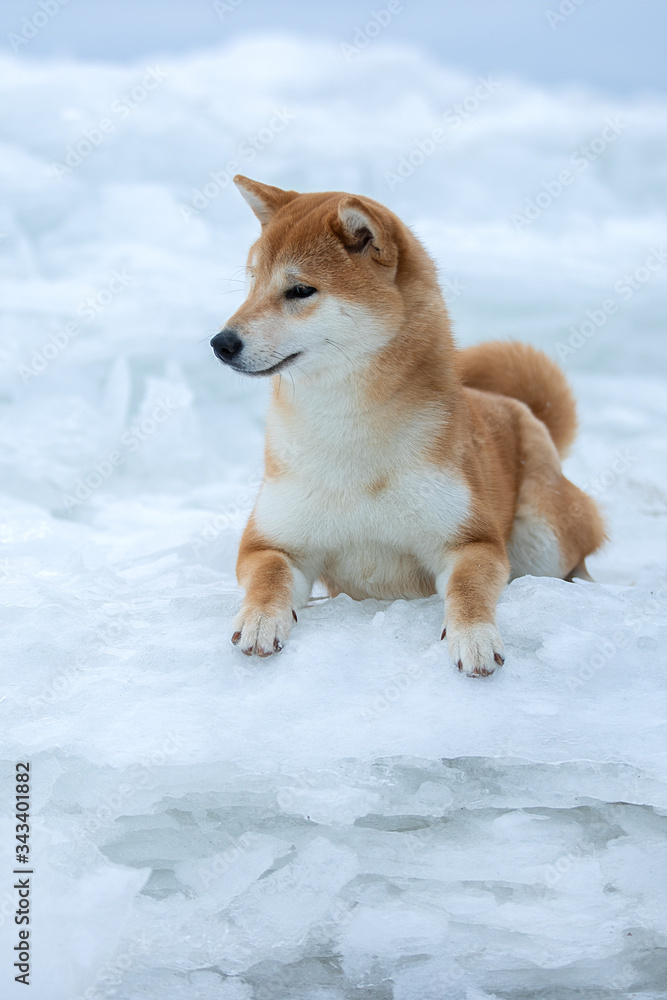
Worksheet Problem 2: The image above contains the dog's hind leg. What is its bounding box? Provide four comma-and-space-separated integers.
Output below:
508, 407, 606, 583
565, 559, 594, 582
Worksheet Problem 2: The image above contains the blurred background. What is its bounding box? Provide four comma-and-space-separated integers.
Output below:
2, 0, 667, 93
1, 3, 667, 997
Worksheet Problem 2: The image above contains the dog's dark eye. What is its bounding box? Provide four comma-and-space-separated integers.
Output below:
285, 284, 317, 300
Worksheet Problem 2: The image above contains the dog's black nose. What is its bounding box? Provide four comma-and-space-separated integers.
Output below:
211, 328, 243, 363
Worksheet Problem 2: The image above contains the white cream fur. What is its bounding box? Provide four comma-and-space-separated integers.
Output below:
222, 177, 605, 674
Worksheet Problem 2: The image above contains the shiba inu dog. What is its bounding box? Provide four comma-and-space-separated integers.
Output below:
211, 176, 605, 677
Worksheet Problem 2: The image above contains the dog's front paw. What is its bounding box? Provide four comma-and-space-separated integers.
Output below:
444, 622, 505, 678
231, 605, 297, 657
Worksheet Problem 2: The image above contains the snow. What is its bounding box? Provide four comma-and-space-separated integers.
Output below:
0, 33, 666, 1000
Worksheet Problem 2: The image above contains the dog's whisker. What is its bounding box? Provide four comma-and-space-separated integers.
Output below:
340, 309, 361, 328
291, 363, 312, 384
324, 338, 354, 367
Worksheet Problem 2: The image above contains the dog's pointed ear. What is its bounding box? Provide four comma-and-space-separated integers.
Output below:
233, 175, 298, 226
332, 196, 397, 267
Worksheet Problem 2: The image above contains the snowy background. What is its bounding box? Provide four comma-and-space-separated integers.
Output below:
1, 1, 667, 997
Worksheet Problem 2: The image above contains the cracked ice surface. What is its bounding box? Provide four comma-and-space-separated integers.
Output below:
0, 33, 666, 1000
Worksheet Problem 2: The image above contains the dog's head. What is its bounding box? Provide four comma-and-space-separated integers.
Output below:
211, 176, 418, 381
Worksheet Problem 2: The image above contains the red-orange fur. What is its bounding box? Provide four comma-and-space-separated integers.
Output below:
459, 339, 578, 457
221, 176, 606, 673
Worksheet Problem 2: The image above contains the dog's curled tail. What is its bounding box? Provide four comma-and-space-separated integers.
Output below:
459, 340, 578, 458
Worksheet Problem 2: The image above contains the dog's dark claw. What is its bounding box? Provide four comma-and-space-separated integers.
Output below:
231, 631, 241, 645
494, 652, 505, 666
292, 610, 298, 623
441, 627, 446, 640
274, 638, 283, 652
457, 659, 463, 672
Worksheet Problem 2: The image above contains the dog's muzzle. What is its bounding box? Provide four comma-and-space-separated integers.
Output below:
211, 328, 243, 364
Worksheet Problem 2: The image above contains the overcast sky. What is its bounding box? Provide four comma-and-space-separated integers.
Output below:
1, 0, 666, 96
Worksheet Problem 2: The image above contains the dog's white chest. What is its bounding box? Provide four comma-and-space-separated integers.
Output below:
253, 433, 470, 598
